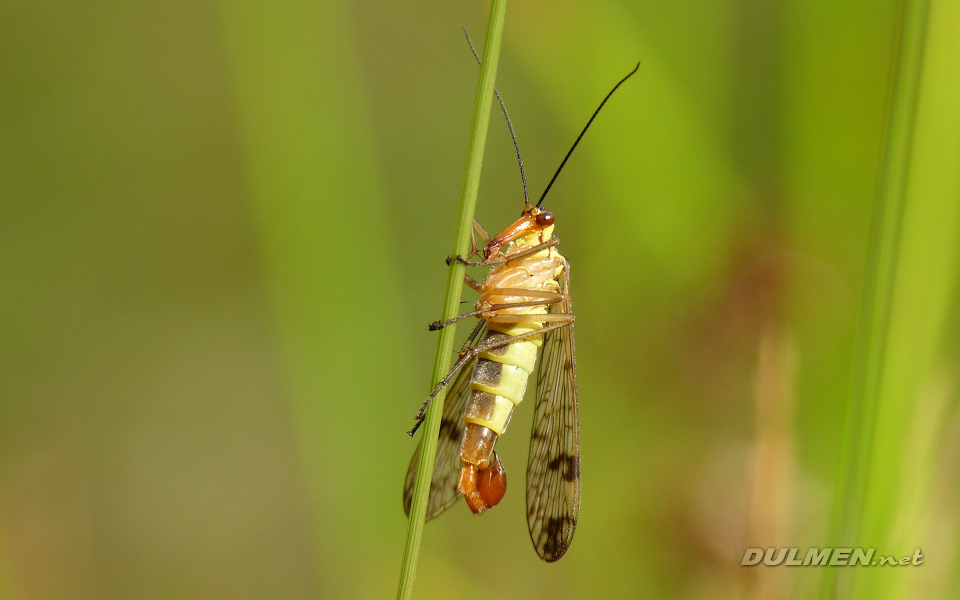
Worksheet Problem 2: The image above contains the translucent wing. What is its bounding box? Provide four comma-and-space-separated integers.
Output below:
527, 264, 580, 561
403, 322, 486, 520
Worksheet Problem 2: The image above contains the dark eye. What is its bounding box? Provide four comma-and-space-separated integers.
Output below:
535, 210, 554, 226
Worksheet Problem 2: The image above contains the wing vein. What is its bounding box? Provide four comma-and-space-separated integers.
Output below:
526, 263, 580, 561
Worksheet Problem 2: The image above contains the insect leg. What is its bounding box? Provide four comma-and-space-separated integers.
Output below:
473, 219, 491, 245
468, 229, 479, 260
448, 237, 561, 267
428, 294, 562, 331
502, 238, 560, 263
481, 288, 562, 299
457, 319, 486, 356
447, 254, 501, 268
487, 313, 574, 324
406, 320, 485, 438
473, 317, 574, 351
446, 220, 491, 266
409, 317, 574, 435
463, 274, 484, 292
484, 270, 573, 326
408, 349, 476, 436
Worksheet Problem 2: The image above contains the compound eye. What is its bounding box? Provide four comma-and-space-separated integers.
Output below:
535, 210, 554, 227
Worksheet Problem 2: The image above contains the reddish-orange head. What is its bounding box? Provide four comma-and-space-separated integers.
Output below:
482, 204, 555, 260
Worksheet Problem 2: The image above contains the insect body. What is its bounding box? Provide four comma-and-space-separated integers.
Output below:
457, 205, 571, 518
405, 204, 579, 560
404, 58, 638, 562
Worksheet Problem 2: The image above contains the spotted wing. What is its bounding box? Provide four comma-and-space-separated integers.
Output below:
527, 265, 580, 561
403, 323, 486, 520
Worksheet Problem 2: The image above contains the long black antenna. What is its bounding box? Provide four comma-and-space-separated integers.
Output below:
536, 62, 640, 207
463, 27, 529, 206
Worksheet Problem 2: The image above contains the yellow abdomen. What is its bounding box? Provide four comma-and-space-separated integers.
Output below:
458, 228, 563, 467
463, 322, 543, 435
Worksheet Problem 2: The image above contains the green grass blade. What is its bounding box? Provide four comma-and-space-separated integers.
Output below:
823, 0, 960, 597
395, 2, 508, 598
824, 0, 929, 568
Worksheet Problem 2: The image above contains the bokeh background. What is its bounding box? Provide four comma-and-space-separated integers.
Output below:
2, 1, 959, 599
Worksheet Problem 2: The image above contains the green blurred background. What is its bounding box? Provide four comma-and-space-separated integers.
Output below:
1, 1, 958, 599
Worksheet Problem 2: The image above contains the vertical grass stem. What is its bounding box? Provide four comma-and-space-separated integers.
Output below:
822, 0, 933, 597
396, 2, 508, 598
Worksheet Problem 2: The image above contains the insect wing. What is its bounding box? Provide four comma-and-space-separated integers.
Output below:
403, 323, 486, 520
526, 265, 580, 561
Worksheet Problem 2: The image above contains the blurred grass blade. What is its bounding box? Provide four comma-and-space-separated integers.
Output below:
826, 0, 928, 569
824, 0, 960, 597
218, 1, 411, 596
396, 1, 508, 599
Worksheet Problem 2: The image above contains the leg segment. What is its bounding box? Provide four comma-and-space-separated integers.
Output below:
463, 274, 484, 292
409, 316, 575, 435
503, 238, 561, 264
448, 238, 561, 268
473, 219, 491, 246
428, 290, 563, 331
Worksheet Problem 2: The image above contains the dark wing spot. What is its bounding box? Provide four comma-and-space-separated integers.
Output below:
440, 418, 462, 443
547, 454, 579, 481
541, 516, 572, 560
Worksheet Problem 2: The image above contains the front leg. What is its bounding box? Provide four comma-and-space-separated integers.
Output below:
428, 288, 563, 331
446, 253, 502, 268
447, 237, 561, 267
445, 219, 494, 266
